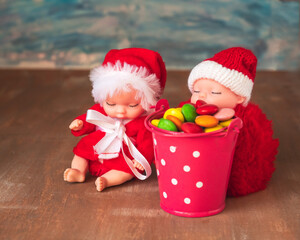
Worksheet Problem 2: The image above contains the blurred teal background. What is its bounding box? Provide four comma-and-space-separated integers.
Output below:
0, 0, 299, 70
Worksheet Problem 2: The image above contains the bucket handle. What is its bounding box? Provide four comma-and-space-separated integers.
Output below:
155, 99, 170, 111
225, 117, 243, 136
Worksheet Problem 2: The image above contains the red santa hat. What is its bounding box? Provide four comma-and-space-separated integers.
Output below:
90, 48, 167, 111
188, 47, 257, 106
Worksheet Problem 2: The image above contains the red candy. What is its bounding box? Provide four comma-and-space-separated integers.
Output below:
181, 122, 204, 133
196, 104, 219, 115
195, 100, 207, 108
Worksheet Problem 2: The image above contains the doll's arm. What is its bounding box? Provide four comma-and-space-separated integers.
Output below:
70, 104, 102, 136
71, 113, 95, 136
69, 119, 83, 131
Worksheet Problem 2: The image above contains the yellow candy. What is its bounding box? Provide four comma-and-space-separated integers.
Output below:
219, 119, 233, 127
204, 125, 224, 133
151, 119, 160, 127
163, 108, 184, 122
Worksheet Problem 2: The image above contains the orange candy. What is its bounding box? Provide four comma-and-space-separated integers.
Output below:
195, 115, 219, 128
166, 115, 183, 130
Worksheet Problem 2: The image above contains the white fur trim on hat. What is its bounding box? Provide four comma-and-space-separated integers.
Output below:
90, 61, 162, 111
188, 60, 254, 106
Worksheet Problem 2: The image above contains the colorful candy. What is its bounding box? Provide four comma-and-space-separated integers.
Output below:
219, 119, 233, 127
195, 115, 219, 128
158, 119, 178, 132
181, 122, 203, 133
151, 119, 160, 127
196, 104, 219, 115
204, 124, 224, 133
195, 100, 206, 108
181, 104, 197, 122
151, 102, 235, 134
166, 115, 183, 130
214, 108, 235, 121
163, 108, 185, 122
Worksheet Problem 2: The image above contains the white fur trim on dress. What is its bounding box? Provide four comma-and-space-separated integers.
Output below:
90, 61, 162, 111
188, 60, 254, 106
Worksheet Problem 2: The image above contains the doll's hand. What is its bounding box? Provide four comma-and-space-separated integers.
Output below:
133, 159, 144, 171
69, 119, 83, 131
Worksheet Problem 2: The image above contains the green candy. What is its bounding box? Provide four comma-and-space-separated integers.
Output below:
181, 104, 197, 122
157, 118, 178, 132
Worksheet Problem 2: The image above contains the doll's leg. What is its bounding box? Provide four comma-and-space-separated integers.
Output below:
64, 155, 88, 183
95, 170, 134, 192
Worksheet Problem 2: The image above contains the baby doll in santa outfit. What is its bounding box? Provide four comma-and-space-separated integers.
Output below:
64, 48, 166, 191
185, 47, 279, 197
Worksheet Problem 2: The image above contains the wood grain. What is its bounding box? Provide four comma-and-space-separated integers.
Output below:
0, 69, 299, 240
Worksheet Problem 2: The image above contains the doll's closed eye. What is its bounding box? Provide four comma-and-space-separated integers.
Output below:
193, 90, 200, 93
106, 102, 116, 106
129, 103, 139, 108
211, 91, 221, 94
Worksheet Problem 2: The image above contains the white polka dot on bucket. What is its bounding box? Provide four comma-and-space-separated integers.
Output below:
184, 198, 191, 204
163, 192, 167, 198
196, 181, 203, 188
171, 178, 178, 185
193, 151, 200, 158
183, 165, 190, 172
169, 146, 176, 153
161, 159, 166, 166
153, 138, 157, 145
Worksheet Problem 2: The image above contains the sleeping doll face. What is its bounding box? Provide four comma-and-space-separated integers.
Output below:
103, 87, 145, 120
190, 78, 245, 109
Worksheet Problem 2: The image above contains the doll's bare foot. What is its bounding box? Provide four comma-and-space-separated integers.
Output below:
64, 168, 85, 183
95, 177, 107, 192
95, 170, 134, 192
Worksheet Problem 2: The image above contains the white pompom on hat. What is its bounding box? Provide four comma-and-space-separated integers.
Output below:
90, 48, 167, 111
188, 47, 257, 106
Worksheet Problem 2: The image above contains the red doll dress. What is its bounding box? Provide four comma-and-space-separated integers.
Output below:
71, 104, 154, 177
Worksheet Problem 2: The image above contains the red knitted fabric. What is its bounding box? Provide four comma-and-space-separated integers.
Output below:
205, 47, 257, 82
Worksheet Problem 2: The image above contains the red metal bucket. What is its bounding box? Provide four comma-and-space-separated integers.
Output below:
145, 100, 243, 217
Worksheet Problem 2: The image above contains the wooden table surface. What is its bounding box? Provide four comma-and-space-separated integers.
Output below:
0, 69, 299, 240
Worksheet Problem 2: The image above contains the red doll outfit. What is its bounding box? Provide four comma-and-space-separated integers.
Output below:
72, 104, 154, 177
72, 48, 167, 179
186, 47, 279, 197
